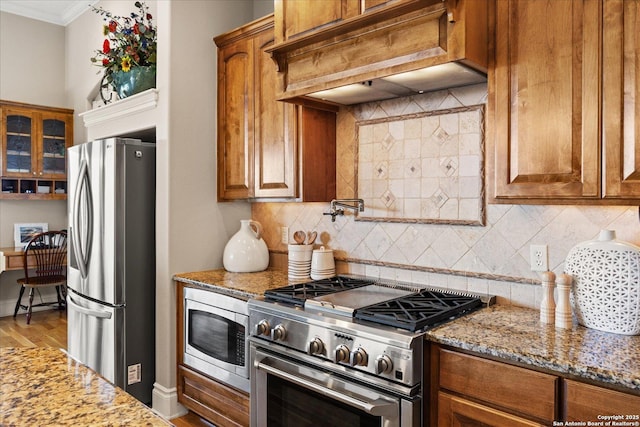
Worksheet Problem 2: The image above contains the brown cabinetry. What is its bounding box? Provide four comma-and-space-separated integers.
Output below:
177, 365, 249, 427
215, 15, 336, 202
274, 0, 422, 42
432, 346, 557, 426
564, 379, 640, 421
488, 0, 640, 204
176, 282, 249, 427
268, 0, 488, 103
429, 344, 640, 426
1, 100, 73, 200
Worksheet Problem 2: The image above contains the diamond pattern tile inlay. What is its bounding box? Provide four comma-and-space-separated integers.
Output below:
381, 189, 396, 208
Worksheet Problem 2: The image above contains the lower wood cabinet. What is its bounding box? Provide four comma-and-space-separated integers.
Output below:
564, 379, 640, 422
429, 344, 640, 426
432, 346, 557, 425
438, 391, 546, 427
177, 365, 249, 427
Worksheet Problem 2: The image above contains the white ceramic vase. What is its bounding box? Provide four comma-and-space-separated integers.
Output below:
564, 230, 640, 335
223, 220, 269, 273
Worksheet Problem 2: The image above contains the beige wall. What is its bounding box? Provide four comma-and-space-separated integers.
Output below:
0, 12, 69, 311
2, 0, 271, 418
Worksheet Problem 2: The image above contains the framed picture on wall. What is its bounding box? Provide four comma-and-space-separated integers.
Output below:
14, 223, 48, 249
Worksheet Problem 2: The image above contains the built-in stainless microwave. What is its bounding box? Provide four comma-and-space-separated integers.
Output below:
183, 287, 249, 392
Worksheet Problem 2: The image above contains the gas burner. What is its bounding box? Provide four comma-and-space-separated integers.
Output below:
263, 276, 373, 306
354, 289, 483, 332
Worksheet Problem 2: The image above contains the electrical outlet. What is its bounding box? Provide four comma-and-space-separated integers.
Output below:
281, 226, 289, 244
530, 244, 549, 272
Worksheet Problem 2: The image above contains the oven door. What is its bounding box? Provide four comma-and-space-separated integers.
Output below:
251, 345, 419, 427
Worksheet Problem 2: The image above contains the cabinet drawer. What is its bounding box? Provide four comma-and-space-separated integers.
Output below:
438, 348, 558, 422
565, 379, 640, 421
438, 391, 546, 427
178, 365, 249, 427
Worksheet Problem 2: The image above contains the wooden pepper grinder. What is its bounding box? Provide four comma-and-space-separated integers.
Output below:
540, 271, 556, 324
555, 274, 573, 329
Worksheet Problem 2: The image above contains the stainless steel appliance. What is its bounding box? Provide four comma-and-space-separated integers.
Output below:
183, 287, 250, 392
249, 276, 494, 427
66, 138, 156, 404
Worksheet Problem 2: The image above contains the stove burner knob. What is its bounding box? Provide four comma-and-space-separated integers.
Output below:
335, 344, 350, 363
272, 324, 287, 341
256, 320, 271, 337
308, 338, 324, 355
350, 347, 368, 367
375, 354, 393, 374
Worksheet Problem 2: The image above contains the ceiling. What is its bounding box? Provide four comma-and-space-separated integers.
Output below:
0, 1, 99, 26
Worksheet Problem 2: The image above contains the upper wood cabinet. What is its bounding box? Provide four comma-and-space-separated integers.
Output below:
488, 0, 640, 204
1, 100, 73, 200
215, 15, 336, 202
268, 0, 488, 103
274, 0, 427, 42
602, 0, 639, 200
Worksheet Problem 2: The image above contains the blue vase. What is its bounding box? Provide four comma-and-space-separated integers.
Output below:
112, 65, 156, 99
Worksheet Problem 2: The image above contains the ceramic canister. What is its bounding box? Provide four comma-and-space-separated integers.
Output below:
223, 220, 269, 273
564, 229, 640, 335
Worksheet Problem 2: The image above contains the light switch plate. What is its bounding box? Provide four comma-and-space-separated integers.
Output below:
281, 226, 289, 244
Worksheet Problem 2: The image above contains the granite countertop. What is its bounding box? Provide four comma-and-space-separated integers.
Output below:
0, 347, 172, 426
173, 268, 292, 300
427, 304, 640, 393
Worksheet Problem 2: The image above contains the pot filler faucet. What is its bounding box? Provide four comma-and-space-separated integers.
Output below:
324, 199, 365, 222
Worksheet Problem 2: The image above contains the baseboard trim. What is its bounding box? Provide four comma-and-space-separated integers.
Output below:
152, 382, 187, 420
0, 296, 60, 318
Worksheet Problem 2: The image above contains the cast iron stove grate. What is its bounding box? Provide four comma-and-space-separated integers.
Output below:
264, 276, 374, 306
354, 289, 483, 332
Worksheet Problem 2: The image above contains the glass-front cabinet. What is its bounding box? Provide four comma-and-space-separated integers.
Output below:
1, 100, 73, 199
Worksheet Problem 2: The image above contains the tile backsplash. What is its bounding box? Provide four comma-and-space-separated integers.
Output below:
251, 84, 640, 309
357, 104, 484, 224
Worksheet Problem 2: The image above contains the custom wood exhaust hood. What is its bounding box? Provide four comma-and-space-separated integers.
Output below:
267, 0, 489, 106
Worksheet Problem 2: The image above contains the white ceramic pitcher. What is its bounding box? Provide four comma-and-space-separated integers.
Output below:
223, 220, 269, 273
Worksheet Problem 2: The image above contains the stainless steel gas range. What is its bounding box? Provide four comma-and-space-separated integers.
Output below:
248, 275, 494, 427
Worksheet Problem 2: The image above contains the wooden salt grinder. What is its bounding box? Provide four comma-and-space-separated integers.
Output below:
540, 271, 556, 324
555, 274, 573, 329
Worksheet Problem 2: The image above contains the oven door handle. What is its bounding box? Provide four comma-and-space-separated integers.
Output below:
255, 359, 397, 417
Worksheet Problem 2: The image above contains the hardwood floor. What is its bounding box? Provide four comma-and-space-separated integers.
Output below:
0, 308, 67, 348
0, 309, 213, 426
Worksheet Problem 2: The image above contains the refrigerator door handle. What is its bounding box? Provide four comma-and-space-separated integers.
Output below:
72, 159, 93, 279
67, 294, 112, 319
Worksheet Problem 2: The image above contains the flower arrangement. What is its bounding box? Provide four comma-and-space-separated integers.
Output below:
90, 1, 157, 96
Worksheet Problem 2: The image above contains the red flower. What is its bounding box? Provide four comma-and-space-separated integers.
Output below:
109, 20, 117, 32
133, 23, 140, 34
102, 58, 109, 66
102, 39, 111, 54
146, 13, 152, 20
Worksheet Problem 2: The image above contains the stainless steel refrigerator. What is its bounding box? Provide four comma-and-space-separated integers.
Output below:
67, 137, 155, 404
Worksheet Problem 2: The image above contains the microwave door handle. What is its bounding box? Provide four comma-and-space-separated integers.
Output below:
255, 360, 396, 417
67, 294, 112, 319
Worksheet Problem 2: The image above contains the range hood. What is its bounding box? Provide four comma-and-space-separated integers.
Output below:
267, 0, 489, 107
304, 62, 486, 105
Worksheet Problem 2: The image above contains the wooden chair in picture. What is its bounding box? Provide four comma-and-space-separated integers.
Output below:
13, 230, 67, 324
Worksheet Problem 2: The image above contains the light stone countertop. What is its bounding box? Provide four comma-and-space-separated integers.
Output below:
173, 268, 293, 300
426, 304, 640, 393
173, 269, 640, 394
0, 347, 172, 426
